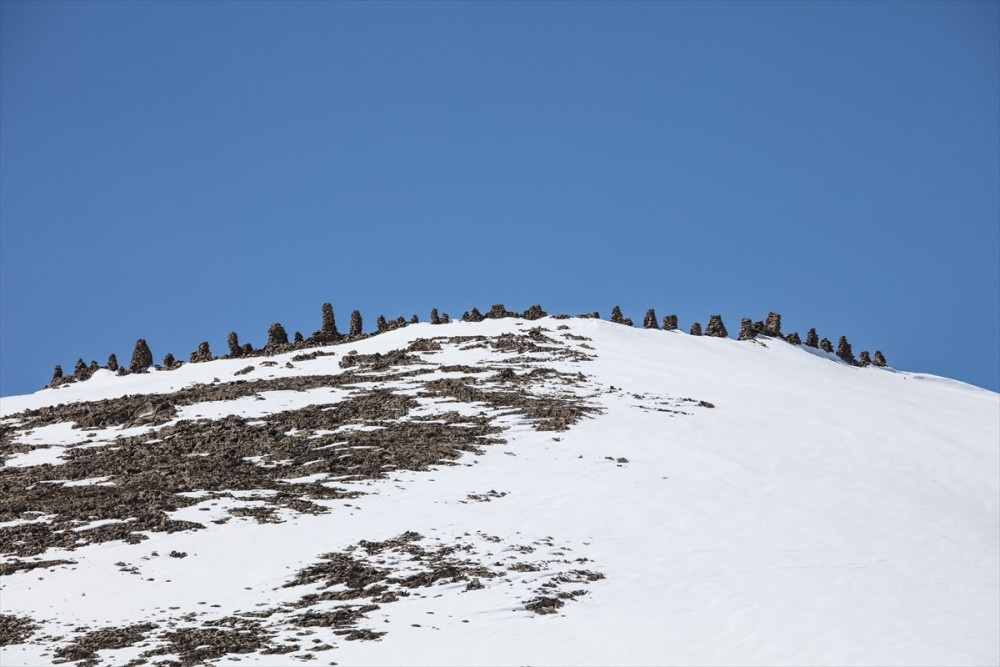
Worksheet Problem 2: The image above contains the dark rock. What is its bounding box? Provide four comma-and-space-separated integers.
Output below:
376, 315, 388, 333
410, 314, 419, 324
440, 313, 450, 324
763, 312, 782, 337
819, 338, 833, 353
523, 304, 547, 320
805, 328, 819, 348
73, 358, 88, 377
293, 331, 304, 343
689, 323, 702, 336
643, 309, 659, 329
162, 353, 181, 370
486, 304, 515, 319
50, 365, 63, 386
836, 336, 856, 365
227, 332, 242, 357
129, 339, 153, 374
267, 323, 289, 349
859, 351, 872, 367
705, 315, 728, 338
662, 315, 678, 331
785, 331, 802, 345
241, 343, 254, 356
430, 308, 441, 325
107, 354, 119, 372
738, 318, 756, 341
462, 308, 485, 323
350, 310, 363, 337
190, 341, 212, 363
610, 306, 624, 324
873, 350, 887, 367
321, 302, 339, 338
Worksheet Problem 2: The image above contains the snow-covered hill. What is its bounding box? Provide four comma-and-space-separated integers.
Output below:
2, 316, 997, 666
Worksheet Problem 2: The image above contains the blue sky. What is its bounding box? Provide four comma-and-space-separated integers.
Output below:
1, 1, 998, 395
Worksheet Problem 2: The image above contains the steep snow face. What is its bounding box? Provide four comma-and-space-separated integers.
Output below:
1, 318, 997, 666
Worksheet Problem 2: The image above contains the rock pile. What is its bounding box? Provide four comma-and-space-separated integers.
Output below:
643, 309, 659, 329
129, 339, 153, 374
705, 315, 728, 338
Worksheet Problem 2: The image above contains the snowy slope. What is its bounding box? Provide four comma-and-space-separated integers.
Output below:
1, 317, 997, 666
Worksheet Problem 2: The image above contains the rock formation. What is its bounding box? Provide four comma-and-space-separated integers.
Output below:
643, 309, 659, 329
805, 328, 819, 348
430, 308, 441, 325
873, 350, 887, 367
350, 311, 363, 337
523, 305, 547, 320
227, 332, 242, 358
610, 306, 624, 324
763, 312, 782, 337
662, 315, 678, 331
189, 341, 212, 363
836, 336, 856, 365
738, 318, 756, 341
819, 338, 833, 353
267, 323, 289, 349
858, 351, 872, 367
690, 322, 702, 336
321, 302, 339, 338
785, 332, 802, 345
107, 354, 119, 372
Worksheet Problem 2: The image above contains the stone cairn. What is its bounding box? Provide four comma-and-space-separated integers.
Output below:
294, 331, 304, 343
738, 318, 756, 341
705, 315, 728, 338
763, 312, 782, 337
50, 365, 63, 386
690, 322, 702, 336
227, 332, 242, 357
73, 358, 87, 378
189, 341, 212, 363
376, 315, 388, 333
836, 336, 856, 365
805, 328, 819, 348
662, 314, 678, 330
162, 353, 181, 370
107, 354, 119, 372
643, 309, 659, 329
462, 307, 485, 322
858, 351, 872, 367
785, 332, 802, 345
873, 350, 887, 367
130, 339, 154, 373
523, 304, 547, 320
487, 304, 517, 319
350, 310, 363, 336
430, 308, 441, 324
410, 314, 419, 324
266, 322, 289, 349
610, 306, 625, 325
440, 313, 450, 323
819, 338, 833, 353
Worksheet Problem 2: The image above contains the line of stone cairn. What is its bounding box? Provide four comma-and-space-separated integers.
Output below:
47, 304, 887, 388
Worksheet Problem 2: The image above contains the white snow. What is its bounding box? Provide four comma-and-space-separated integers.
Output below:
1, 318, 997, 666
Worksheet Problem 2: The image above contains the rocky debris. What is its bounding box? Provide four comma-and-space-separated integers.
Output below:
705, 315, 728, 338
786, 331, 802, 345
859, 351, 872, 367
689, 322, 702, 336
227, 332, 242, 357
524, 596, 564, 614
643, 309, 659, 329
763, 312, 782, 337
129, 339, 154, 374
0, 614, 37, 647
819, 338, 833, 353
430, 308, 441, 325
153, 626, 270, 665
408, 338, 442, 352
0, 558, 77, 576
54, 623, 157, 664
873, 350, 887, 367
107, 354, 119, 372
266, 322, 289, 350
738, 318, 756, 341
189, 341, 213, 363
125, 399, 177, 427
836, 336, 856, 365
522, 304, 547, 320
350, 310, 363, 336
805, 328, 819, 348
487, 304, 516, 319
340, 349, 421, 370
610, 306, 625, 325
661, 314, 678, 331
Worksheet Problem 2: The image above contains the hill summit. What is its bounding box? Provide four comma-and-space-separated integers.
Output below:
1, 312, 997, 666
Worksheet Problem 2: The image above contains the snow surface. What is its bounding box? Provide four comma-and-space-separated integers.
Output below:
1, 318, 998, 666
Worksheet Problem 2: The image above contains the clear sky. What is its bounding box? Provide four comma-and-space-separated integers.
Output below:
1, 1, 998, 396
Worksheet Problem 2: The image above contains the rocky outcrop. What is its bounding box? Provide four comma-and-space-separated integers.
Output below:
705, 315, 728, 338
